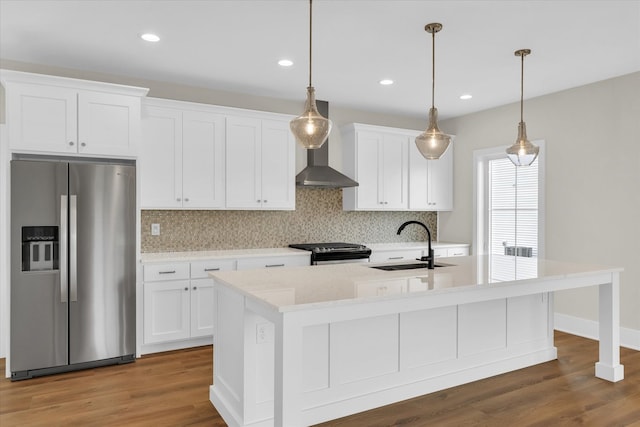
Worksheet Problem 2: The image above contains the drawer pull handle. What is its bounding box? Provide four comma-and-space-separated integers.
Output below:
388, 256, 403, 260
204, 268, 220, 271
158, 270, 176, 274
265, 264, 285, 268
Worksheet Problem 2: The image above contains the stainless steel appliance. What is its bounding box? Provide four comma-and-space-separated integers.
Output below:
289, 242, 371, 265
10, 158, 136, 380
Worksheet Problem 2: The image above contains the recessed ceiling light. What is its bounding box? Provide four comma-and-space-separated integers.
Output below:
278, 59, 294, 67
140, 33, 160, 42
460, 94, 473, 100
379, 79, 394, 85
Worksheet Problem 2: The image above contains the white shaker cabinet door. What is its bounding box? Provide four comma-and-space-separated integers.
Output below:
190, 278, 215, 338
409, 140, 453, 211
77, 91, 140, 157
140, 106, 183, 208
380, 133, 409, 210
260, 119, 295, 210
182, 111, 226, 208
226, 116, 262, 209
143, 280, 191, 344
354, 131, 383, 209
6, 83, 78, 153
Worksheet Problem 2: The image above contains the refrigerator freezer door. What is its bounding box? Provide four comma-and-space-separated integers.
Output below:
10, 161, 68, 373
68, 162, 136, 364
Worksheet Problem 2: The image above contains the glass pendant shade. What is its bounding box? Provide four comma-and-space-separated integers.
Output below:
416, 22, 450, 160
415, 107, 452, 160
507, 48, 539, 167
290, 86, 332, 149
506, 121, 539, 166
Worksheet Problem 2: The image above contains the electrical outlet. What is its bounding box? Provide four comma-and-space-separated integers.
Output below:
151, 223, 160, 236
256, 323, 271, 344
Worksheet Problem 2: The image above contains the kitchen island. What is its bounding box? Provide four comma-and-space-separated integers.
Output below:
209, 255, 624, 427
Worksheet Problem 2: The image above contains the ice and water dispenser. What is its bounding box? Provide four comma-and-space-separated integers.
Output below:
21, 226, 59, 271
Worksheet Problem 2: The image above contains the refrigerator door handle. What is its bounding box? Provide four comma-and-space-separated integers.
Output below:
60, 195, 68, 303
70, 195, 78, 302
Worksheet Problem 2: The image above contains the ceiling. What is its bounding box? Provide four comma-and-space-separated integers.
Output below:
1, 0, 639, 120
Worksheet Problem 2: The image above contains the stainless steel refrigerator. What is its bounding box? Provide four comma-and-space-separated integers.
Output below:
10, 158, 136, 380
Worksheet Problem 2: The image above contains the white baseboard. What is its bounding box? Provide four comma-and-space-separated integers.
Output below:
554, 313, 640, 351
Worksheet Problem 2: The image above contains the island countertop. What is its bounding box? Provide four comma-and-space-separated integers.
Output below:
210, 255, 622, 313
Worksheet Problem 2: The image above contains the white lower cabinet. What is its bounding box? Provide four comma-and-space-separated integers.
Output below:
144, 279, 191, 344
370, 244, 470, 263
140, 253, 309, 354
142, 259, 235, 351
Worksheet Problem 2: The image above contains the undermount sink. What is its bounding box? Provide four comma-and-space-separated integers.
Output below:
370, 262, 455, 271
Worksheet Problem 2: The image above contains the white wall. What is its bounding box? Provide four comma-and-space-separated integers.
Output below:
439, 72, 640, 334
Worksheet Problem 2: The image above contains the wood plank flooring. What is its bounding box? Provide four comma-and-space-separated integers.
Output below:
1, 332, 638, 426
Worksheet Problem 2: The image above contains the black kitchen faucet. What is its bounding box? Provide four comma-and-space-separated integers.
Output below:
396, 220, 435, 269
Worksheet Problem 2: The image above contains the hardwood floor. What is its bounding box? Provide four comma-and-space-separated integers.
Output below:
1, 332, 638, 426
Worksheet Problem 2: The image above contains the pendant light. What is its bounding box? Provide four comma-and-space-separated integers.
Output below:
415, 23, 452, 160
289, 0, 332, 149
506, 49, 539, 166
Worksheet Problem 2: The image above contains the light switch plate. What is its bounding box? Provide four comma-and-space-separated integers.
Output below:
151, 223, 160, 236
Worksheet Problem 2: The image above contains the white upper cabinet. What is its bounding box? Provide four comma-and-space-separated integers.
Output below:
342, 123, 409, 211
343, 123, 454, 212
226, 116, 295, 210
409, 139, 453, 211
141, 99, 225, 209
1, 70, 148, 157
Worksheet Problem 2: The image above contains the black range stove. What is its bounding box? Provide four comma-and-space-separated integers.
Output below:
289, 242, 372, 265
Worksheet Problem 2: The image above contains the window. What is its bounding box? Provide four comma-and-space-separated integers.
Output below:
474, 143, 545, 280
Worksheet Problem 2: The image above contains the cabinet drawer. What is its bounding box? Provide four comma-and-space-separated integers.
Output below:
370, 249, 422, 263
447, 247, 469, 257
236, 255, 309, 271
433, 248, 448, 259
190, 259, 236, 278
143, 263, 190, 281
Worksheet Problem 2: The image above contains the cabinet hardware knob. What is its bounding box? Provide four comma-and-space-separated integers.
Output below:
69, 141, 75, 146
256, 200, 261, 203
176, 198, 181, 202
184, 198, 189, 202
80, 142, 86, 147
193, 286, 197, 290
184, 287, 189, 291
263, 200, 267, 203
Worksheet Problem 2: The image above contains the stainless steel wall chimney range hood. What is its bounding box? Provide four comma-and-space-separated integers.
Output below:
295, 100, 359, 188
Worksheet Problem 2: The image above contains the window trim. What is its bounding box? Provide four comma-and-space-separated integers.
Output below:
473, 141, 545, 258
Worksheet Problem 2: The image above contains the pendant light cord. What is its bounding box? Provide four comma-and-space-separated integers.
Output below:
308, 0, 313, 88
520, 52, 524, 123
431, 28, 435, 109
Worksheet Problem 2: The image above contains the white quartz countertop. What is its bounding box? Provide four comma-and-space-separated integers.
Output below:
140, 247, 309, 263
210, 255, 622, 313
140, 241, 469, 263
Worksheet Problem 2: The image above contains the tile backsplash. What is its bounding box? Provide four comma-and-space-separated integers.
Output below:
141, 188, 437, 253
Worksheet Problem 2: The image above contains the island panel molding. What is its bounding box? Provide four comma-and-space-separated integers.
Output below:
209, 255, 624, 427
